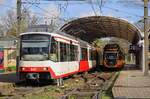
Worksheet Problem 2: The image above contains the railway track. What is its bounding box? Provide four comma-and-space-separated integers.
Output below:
0, 70, 117, 99
61, 71, 116, 99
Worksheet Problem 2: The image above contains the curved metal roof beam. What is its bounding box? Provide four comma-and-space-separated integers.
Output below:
60, 16, 142, 44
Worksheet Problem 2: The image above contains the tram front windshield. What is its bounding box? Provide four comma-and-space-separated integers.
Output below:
105, 52, 117, 60
21, 34, 50, 61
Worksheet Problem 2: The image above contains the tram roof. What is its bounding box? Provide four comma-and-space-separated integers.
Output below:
60, 16, 142, 44
20, 32, 91, 47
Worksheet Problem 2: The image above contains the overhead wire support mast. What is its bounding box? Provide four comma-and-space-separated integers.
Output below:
143, 0, 149, 76
16, 0, 22, 76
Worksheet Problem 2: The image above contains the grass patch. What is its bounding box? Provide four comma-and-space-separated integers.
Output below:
6, 66, 16, 72
0, 69, 4, 73
24, 94, 56, 99
22, 86, 64, 99
21, 76, 86, 99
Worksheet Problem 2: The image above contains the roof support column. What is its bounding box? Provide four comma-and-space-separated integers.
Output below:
143, 0, 149, 75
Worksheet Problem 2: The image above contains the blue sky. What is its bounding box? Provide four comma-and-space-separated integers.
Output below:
0, 0, 149, 24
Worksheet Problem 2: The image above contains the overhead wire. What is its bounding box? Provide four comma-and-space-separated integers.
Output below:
89, 0, 98, 16
103, 6, 143, 18
32, 11, 68, 22
22, 0, 143, 22
0, 0, 142, 19
97, 0, 103, 15
24, 0, 68, 24
24, 0, 58, 17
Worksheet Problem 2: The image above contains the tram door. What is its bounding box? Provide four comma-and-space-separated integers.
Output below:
79, 48, 89, 72
59, 42, 69, 73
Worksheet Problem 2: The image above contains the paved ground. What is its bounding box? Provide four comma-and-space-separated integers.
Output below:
0, 72, 18, 83
113, 65, 150, 99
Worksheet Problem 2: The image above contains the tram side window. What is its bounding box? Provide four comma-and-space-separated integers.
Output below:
81, 48, 88, 60
89, 49, 92, 60
70, 45, 74, 61
50, 38, 58, 62
91, 50, 96, 60
66, 44, 70, 61
70, 45, 78, 61
74, 46, 78, 61
60, 42, 68, 62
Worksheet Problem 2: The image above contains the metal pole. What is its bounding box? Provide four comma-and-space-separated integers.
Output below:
143, 0, 149, 76
17, 0, 21, 34
16, 0, 21, 76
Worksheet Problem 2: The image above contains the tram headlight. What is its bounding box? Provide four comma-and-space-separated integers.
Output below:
43, 67, 48, 70
21, 67, 25, 71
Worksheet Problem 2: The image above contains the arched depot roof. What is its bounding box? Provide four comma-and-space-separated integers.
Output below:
60, 16, 142, 44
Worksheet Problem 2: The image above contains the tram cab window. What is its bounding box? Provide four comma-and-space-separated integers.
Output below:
50, 37, 58, 62
81, 48, 88, 60
105, 53, 117, 60
20, 34, 49, 61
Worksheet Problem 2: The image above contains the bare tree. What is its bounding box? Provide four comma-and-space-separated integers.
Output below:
0, 8, 39, 37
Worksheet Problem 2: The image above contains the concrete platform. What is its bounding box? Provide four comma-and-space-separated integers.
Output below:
112, 69, 150, 99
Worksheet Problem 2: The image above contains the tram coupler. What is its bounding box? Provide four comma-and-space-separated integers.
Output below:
26, 73, 39, 80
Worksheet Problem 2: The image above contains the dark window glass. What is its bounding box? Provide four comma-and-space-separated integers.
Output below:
105, 53, 117, 60
70, 45, 75, 61
66, 44, 70, 61
60, 42, 68, 62
49, 38, 58, 62
21, 34, 49, 41
81, 48, 88, 60
59, 42, 78, 62
70, 45, 78, 61
74, 46, 78, 61
89, 49, 92, 60
90, 49, 96, 60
